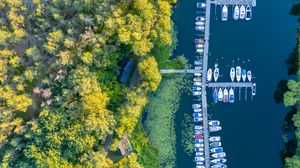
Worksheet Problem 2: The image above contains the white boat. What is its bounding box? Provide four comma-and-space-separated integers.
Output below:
230, 67, 235, 82
223, 88, 228, 103
252, 83, 256, 96
207, 68, 212, 81
195, 125, 203, 130
192, 104, 201, 108
229, 88, 234, 103
218, 88, 223, 101
209, 120, 220, 126
196, 44, 204, 48
214, 68, 219, 82
211, 152, 226, 158
233, 5, 239, 20
194, 73, 201, 77
209, 126, 222, 132
193, 91, 201, 96
210, 142, 222, 147
194, 108, 202, 112
194, 77, 201, 82
222, 5, 228, 21
195, 143, 204, 148
194, 82, 202, 86
245, 5, 251, 21
195, 157, 205, 162
195, 21, 205, 26
196, 49, 204, 53
240, 5, 246, 19
247, 70, 252, 82
242, 69, 247, 82
209, 136, 221, 142
196, 16, 205, 21
210, 158, 227, 164
196, 152, 204, 156
211, 163, 227, 168
196, 166, 205, 168
236, 66, 241, 82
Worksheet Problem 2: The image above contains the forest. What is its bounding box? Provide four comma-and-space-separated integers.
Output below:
0, 0, 186, 167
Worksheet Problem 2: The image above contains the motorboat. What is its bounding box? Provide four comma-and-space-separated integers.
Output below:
229, 88, 234, 103
193, 113, 202, 117
210, 147, 224, 153
218, 88, 223, 102
209, 136, 221, 142
207, 68, 212, 81
213, 88, 218, 103
230, 67, 235, 82
196, 49, 204, 53
195, 139, 204, 143
195, 156, 205, 162
196, 26, 205, 31
252, 83, 256, 96
214, 67, 219, 82
195, 129, 203, 134
197, 3, 206, 8
245, 5, 251, 21
192, 104, 201, 108
194, 61, 202, 65
195, 134, 203, 139
247, 70, 252, 82
196, 166, 205, 168
222, 5, 228, 21
242, 69, 247, 82
209, 126, 222, 132
223, 88, 228, 103
196, 160, 204, 164
236, 66, 241, 82
196, 44, 204, 48
209, 120, 220, 126
233, 5, 239, 20
193, 86, 202, 91
193, 91, 201, 96
194, 108, 202, 112
195, 125, 203, 130
194, 82, 202, 86
210, 158, 227, 164
195, 39, 204, 44
240, 5, 246, 19
194, 73, 201, 77
194, 117, 203, 122
195, 143, 204, 148
211, 152, 226, 158
211, 163, 227, 168
195, 147, 204, 152
195, 21, 205, 26
194, 77, 201, 82
210, 142, 221, 147
196, 16, 205, 21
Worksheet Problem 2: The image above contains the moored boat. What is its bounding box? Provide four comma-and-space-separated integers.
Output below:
193, 91, 201, 96
242, 69, 247, 82
210, 158, 227, 164
209, 136, 221, 142
223, 88, 228, 103
193, 113, 202, 117
195, 156, 205, 162
233, 5, 239, 20
245, 5, 252, 21
252, 83, 256, 96
211, 163, 227, 168
218, 88, 223, 101
222, 5, 228, 21
207, 68, 212, 81
209, 120, 220, 126
214, 67, 219, 82
240, 5, 246, 19
210, 142, 221, 147
230, 67, 235, 82
209, 126, 222, 132
192, 104, 201, 108
211, 152, 226, 158
213, 88, 218, 103
194, 108, 202, 112
195, 125, 203, 130
229, 88, 234, 103
210, 147, 224, 153
247, 70, 252, 82
236, 66, 241, 82
193, 86, 201, 91
196, 152, 204, 156
195, 147, 204, 152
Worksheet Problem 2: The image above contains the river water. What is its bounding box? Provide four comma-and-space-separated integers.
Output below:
172, 0, 297, 168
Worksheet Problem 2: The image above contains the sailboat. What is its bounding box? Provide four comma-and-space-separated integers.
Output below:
222, 5, 228, 21
236, 66, 241, 82
247, 70, 252, 82
233, 5, 239, 20
207, 68, 212, 81
229, 88, 234, 103
223, 88, 229, 103
230, 67, 235, 82
240, 5, 246, 19
213, 88, 218, 103
218, 88, 223, 102
242, 69, 247, 82
214, 67, 219, 82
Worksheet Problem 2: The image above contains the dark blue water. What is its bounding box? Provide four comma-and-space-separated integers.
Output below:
173, 0, 297, 168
